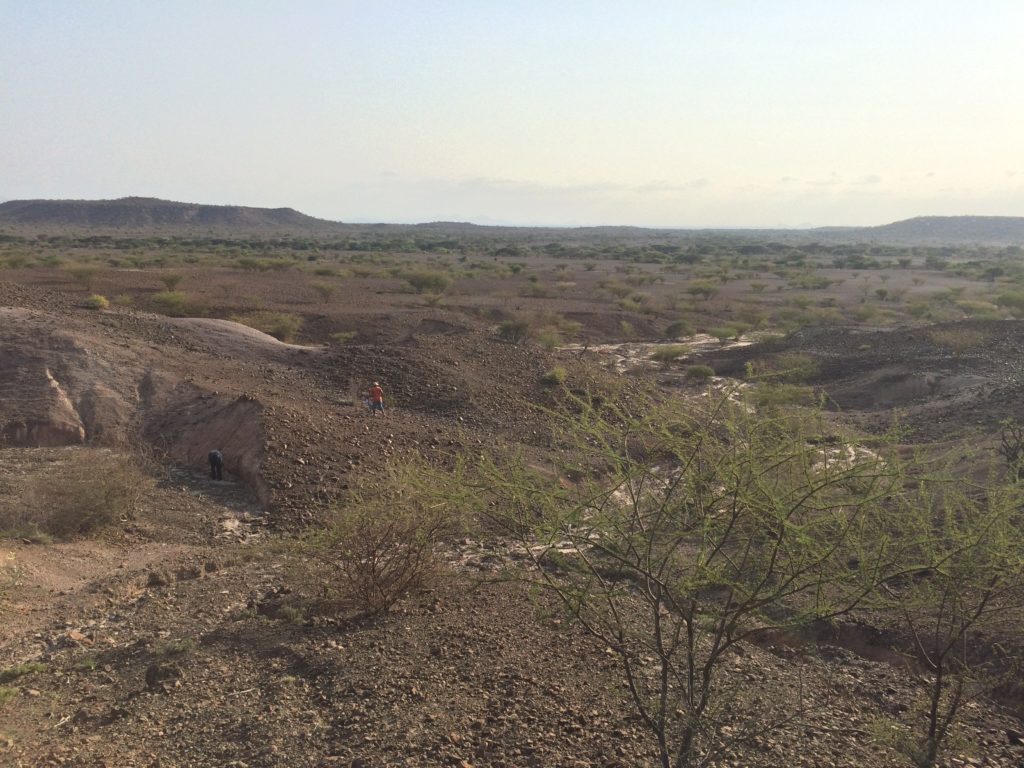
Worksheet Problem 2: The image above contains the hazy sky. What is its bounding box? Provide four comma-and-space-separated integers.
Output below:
2, 1, 1023, 227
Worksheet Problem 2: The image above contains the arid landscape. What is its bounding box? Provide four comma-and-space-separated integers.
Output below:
2, 199, 1024, 767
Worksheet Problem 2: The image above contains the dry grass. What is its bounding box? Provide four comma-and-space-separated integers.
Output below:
313, 499, 445, 617
927, 327, 990, 354
306, 464, 463, 617
497, 319, 532, 345
541, 366, 568, 386
82, 294, 110, 310
0, 449, 154, 540
231, 311, 303, 342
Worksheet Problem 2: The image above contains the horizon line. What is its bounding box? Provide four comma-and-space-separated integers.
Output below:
1, 196, 1023, 232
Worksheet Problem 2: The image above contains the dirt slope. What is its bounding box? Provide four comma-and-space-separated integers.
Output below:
696, 320, 1024, 441
2, 280, 1024, 766
0, 281, 558, 525
1, 449, 1021, 768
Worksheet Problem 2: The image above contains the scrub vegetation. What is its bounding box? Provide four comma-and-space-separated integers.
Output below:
1, 210, 1023, 767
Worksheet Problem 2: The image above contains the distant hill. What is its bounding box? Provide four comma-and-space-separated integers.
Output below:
855, 216, 1024, 245
1, 198, 1022, 245
0, 197, 335, 231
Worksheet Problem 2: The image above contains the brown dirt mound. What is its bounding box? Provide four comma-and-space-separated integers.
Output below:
0, 288, 561, 526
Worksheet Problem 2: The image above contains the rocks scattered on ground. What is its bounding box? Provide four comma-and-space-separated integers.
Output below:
2, 278, 1023, 766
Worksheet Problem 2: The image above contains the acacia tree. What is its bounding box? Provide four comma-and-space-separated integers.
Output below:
878, 475, 1024, 768
472, 393, 906, 768
997, 419, 1024, 480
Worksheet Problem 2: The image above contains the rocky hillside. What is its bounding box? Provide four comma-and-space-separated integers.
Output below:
0, 197, 335, 231
0, 281, 560, 527
859, 215, 1024, 245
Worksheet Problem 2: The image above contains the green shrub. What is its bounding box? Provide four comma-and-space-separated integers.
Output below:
928, 327, 989, 353
601, 280, 633, 299
404, 270, 451, 294
650, 345, 687, 365
522, 283, 550, 298
63, 263, 100, 290
310, 281, 336, 302
905, 301, 930, 319
687, 281, 719, 301
665, 319, 693, 338
0, 663, 45, 684
465, 394, 911, 768
790, 274, 833, 290
996, 290, 1024, 314
233, 312, 303, 342
159, 273, 184, 291
151, 291, 190, 317
424, 293, 445, 307
541, 366, 568, 386
559, 319, 583, 338
0, 450, 154, 541
684, 364, 715, 382
954, 299, 1000, 318
2, 254, 31, 269
748, 383, 816, 410
74, 657, 99, 672
235, 258, 292, 272
852, 304, 880, 322
310, 482, 451, 617
537, 328, 562, 350
498, 320, 531, 345
82, 294, 109, 310
709, 326, 739, 344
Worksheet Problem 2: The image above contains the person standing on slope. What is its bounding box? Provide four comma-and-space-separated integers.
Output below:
367, 381, 385, 416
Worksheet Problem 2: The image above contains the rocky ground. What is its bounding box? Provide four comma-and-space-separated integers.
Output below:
2, 272, 1024, 766
695, 320, 1024, 443
0, 279, 571, 528
2, 450, 1022, 768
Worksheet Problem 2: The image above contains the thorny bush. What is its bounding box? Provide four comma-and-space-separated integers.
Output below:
0, 448, 154, 540
460, 391, 908, 767
310, 466, 463, 617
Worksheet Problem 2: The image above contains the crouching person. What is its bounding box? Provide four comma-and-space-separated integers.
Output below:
209, 449, 224, 480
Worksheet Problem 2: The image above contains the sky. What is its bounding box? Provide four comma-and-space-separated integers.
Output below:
2, 1, 1023, 228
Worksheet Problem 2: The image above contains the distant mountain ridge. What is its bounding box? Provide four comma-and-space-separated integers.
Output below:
0, 198, 1022, 244
856, 216, 1024, 244
0, 197, 334, 230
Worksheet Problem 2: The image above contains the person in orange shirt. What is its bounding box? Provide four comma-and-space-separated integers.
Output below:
367, 381, 385, 416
